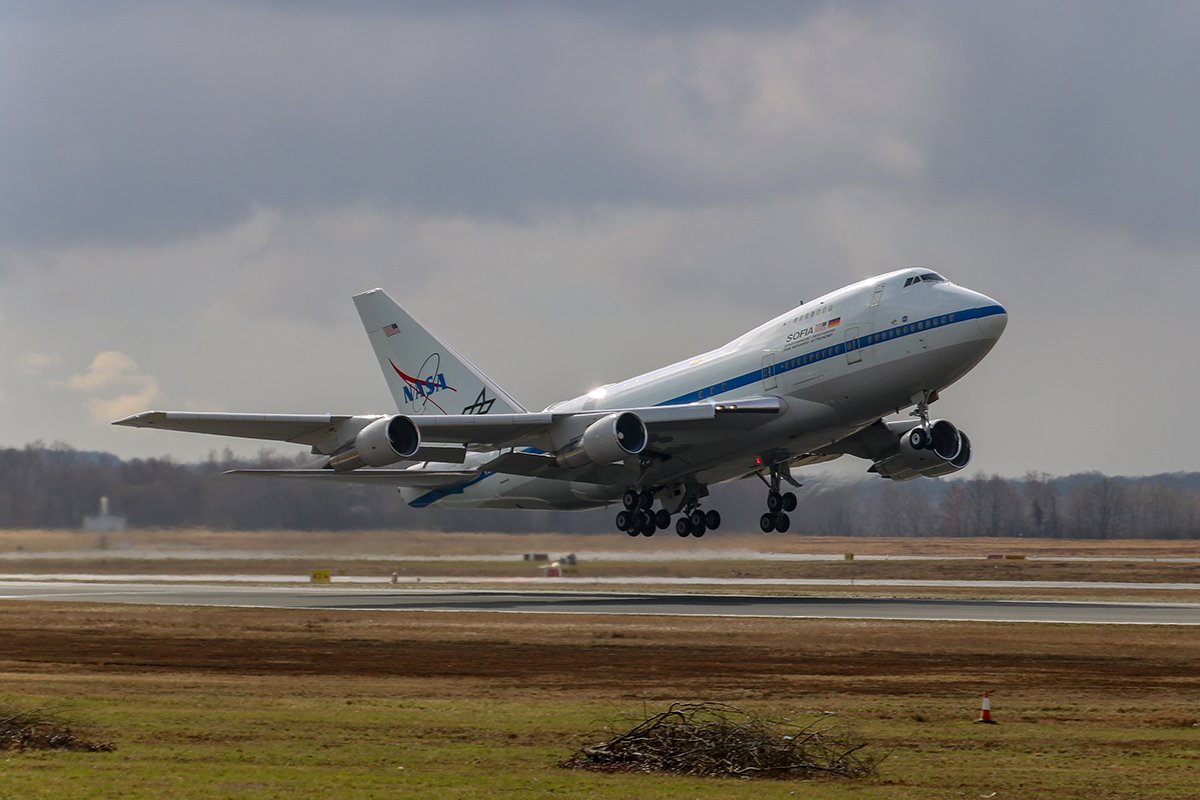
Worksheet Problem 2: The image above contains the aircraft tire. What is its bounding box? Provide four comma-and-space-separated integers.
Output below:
705, 509, 721, 530
615, 510, 632, 531
691, 525, 705, 538
775, 513, 791, 533
638, 491, 654, 510
782, 492, 797, 512
675, 518, 691, 537
655, 509, 671, 529
909, 427, 930, 450
767, 491, 783, 513
759, 513, 776, 533
622, 489, 639, 511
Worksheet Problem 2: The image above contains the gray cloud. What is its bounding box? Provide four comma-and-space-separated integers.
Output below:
1, 3, 938, 245
1, 1, 1197, 477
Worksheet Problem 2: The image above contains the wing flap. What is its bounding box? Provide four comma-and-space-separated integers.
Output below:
481, 451, 634, 485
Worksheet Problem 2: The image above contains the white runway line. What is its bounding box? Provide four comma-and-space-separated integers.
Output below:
3, 574, 1200, 591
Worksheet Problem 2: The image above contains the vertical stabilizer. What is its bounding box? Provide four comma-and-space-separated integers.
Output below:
353, 289, 526, 416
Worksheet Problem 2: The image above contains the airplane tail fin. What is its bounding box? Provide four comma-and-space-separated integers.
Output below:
353, 289, 526, 416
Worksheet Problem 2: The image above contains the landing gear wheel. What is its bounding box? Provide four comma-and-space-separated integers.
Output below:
615, 510, 632, 531
655, 509, 671, 530
622, 489, 639, 511
641, 518, 656, 536
705, 509, 721, 530
774, 512, 791, 533
687, 509, 707, 537
625, 527, 639, 537
692, 525, 705, 538
638, 491, 654, 510
760, 513, 776, 533
909, 426, 931, 450
675, 518, 692, 537
782, 492, 797, 512
766, 491, 783, 514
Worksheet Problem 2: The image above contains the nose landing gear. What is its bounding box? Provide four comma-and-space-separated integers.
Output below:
908, 389, 939, 449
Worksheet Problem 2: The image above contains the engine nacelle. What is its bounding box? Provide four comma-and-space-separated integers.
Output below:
328, 415, 421, 472
556, 411, 647, 469
872, 419, 971, 480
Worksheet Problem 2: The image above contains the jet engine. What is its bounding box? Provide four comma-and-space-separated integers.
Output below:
328, 415, 421, 471
556, 411, 648, 469
871, 419, 971, 480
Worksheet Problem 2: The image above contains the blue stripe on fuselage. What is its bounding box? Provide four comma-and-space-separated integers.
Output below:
654, 304, 1006, 406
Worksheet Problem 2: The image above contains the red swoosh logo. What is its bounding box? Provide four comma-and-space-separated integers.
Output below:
389, 359, 455, 414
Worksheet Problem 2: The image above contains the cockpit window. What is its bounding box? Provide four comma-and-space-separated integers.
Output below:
904, 272, 947, 287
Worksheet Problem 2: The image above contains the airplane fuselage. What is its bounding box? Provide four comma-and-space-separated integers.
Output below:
401, 268, 1006, 510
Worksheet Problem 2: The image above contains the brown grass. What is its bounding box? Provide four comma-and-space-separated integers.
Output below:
3, 528, 1198, 558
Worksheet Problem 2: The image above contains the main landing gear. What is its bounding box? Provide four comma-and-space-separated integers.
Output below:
614, 487, 720, 538
757, 464, 799, 533
674, 503, 720, 539
615, 489, 665, 537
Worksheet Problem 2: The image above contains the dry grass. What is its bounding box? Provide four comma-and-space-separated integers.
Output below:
3, 528, 1198, 558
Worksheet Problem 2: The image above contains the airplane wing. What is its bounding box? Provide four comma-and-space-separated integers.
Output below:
226, 468, 477, 487
113, 411, 363, 454
115, 397, 786, 483
113, 410, 462, 462
115, 397, 782, 455
408, 396, 783, 453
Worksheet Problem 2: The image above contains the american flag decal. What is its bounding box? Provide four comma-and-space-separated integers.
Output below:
383, 323, 400, 337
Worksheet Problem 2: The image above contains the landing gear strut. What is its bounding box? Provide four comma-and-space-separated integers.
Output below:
757, 464, 798, 533
908, 390, 938, 450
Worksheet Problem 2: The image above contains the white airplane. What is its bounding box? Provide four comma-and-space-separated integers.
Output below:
115, 268, 1006, 537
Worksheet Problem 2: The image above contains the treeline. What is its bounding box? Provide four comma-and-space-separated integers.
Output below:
2, 442, 1199, 538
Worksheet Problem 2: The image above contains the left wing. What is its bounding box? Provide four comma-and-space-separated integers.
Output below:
115, 396, 785, 482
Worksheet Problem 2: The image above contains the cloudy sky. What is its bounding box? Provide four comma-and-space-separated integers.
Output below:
2, 1, 1197, 478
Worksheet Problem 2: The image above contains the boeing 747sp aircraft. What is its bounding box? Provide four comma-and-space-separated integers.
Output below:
116, 268, 1006, 536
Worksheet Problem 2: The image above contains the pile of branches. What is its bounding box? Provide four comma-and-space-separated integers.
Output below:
559, 701, 875, 780
0, 704, 114, 752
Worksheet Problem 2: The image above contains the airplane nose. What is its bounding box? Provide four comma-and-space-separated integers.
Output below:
974, 293, 1007, 341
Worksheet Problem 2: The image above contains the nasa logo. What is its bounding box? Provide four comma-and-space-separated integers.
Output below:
389, 354, 457, 413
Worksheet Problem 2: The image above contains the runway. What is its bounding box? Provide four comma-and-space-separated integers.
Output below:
2, 580, 1197, 625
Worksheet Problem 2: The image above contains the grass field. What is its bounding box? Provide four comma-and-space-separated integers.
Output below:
3, 532, 1199, 797
3, 600, 1199, 799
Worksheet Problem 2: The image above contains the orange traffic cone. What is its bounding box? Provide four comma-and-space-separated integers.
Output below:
975, 691, 998, 724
